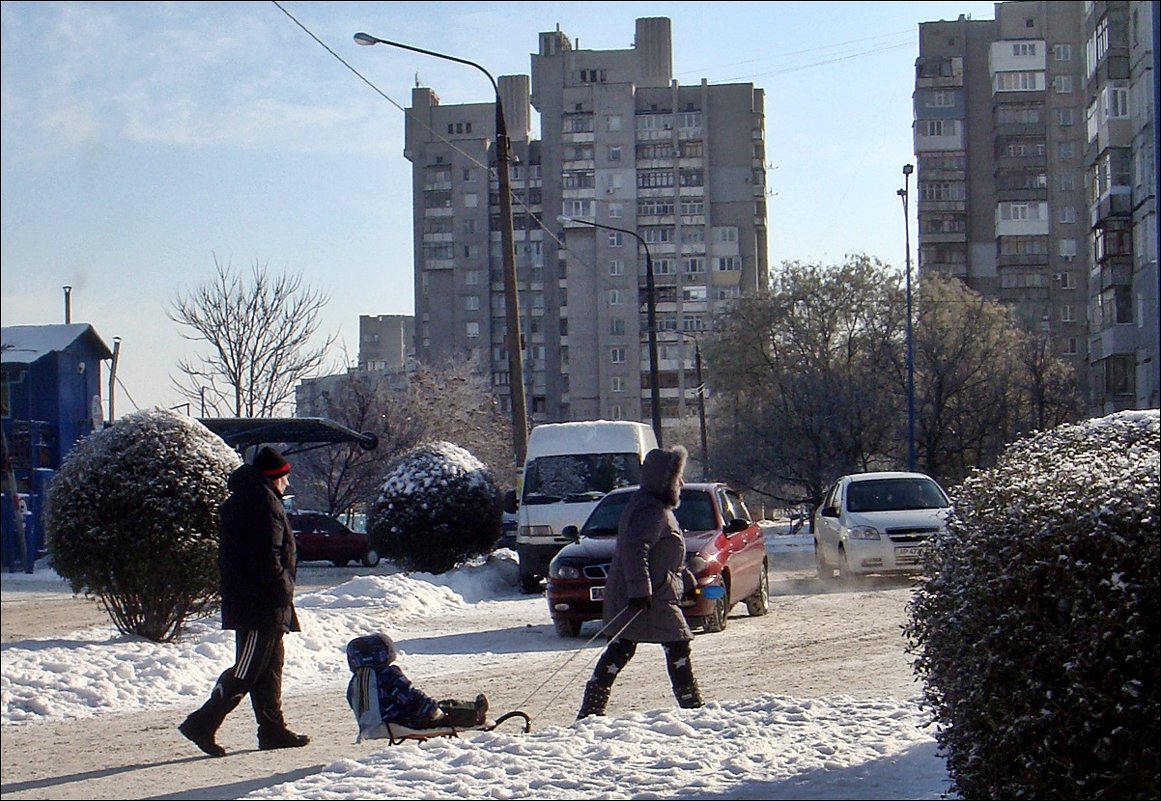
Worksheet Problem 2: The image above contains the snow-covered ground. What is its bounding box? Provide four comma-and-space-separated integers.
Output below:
1, 534, 956, 799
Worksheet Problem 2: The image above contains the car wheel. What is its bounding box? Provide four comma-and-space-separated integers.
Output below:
519, 574, 542, 594
815, 542, 835, 581
745, 563, 769, 617
331, 559, 350, 567
362, 549, 380, 567
553, 618, 583, 638
701, 592, 729, 633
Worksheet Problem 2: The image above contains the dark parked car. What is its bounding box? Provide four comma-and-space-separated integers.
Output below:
545, 482, 769, 637
288, 512, 380, 567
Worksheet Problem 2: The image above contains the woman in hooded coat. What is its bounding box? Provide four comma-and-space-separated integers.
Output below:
576, 445, 704, 719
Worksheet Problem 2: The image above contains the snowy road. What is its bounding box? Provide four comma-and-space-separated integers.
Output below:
0, 538, 926, 800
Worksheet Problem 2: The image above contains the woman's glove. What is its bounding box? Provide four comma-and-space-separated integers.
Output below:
627, 595, 652, 612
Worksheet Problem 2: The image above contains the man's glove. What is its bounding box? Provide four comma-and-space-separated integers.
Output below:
627, 595, 652, 613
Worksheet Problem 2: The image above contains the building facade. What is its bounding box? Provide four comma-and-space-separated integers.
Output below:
404, 17, 768, 439
357, 314, 414, 372
914, 0, 1158, 415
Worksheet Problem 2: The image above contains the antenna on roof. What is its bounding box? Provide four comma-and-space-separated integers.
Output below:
63, 286, 72, 324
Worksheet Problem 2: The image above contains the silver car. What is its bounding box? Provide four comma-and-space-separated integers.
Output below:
813, 471, 950, 581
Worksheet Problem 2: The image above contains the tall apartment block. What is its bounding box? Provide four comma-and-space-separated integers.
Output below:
914, 1, 1158, 415
357, 314, 414, 371
404, 17, 768, 438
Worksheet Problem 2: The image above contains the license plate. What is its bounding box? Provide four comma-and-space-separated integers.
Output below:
896, 545, 927, 557
589, 586, 604, 602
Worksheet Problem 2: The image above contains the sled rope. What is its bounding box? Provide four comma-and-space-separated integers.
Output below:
515, 607, 643, 719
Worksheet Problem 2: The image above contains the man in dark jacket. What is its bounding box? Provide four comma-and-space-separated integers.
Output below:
576, 445, 705, 719
179, 446, 310, 756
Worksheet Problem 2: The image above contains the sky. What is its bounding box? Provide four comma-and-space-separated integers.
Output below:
1, 532, 959, 800
0, 1, 999, 414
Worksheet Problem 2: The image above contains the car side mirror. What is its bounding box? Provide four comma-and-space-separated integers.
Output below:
724, 518, 749, 534
820, 505, 839, 518
503, 489, 518, 514
562, 525, 581, 542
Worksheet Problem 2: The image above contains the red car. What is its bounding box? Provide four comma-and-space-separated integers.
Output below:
545, 482, 769, 637
289, 512, 380, 567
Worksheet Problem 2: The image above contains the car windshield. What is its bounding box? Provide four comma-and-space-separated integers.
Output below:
580, 489, 717, 536
846, 478, 950, 512
522, 453, 641, 504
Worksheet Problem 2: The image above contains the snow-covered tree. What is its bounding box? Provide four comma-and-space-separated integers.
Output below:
367, 441, 502, 574
44, 409, 241, 642
905, 410, 1159, 800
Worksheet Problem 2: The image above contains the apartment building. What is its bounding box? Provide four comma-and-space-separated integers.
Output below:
357, 314, 414, 371
404, 17, 768, 439
914, 1, 1158, 415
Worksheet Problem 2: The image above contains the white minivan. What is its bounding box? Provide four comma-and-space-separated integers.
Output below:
813, 471, 951, 581
510, 420, 657, 593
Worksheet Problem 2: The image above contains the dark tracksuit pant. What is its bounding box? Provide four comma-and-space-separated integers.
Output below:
193, 629, 288, 731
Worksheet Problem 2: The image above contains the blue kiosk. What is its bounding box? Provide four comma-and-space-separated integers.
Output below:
1, 323, 114, 573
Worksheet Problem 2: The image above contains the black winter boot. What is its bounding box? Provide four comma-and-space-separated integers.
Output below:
179, 708, 226, 757
674, 679, 704, 709
257, 726, 311, 750
576, 679, 612, 720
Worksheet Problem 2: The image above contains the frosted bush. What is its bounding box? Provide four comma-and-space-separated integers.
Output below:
44, 409, 241, 642
905, 410, 1159, 800
368, 441, 502, 574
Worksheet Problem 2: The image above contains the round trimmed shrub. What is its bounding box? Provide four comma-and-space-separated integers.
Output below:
905, 410, 1159, 800
368, 440, 502, 574
44, 408, 241, 642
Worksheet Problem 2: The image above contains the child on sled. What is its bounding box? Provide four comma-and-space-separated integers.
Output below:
346, 633, 489, 742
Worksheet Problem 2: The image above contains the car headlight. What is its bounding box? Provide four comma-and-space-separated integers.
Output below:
550, 563, 582, 579
848, 525, 882, 540
686, 554, 709, 573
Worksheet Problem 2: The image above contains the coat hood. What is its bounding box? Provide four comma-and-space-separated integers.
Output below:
638, 446, 687, 508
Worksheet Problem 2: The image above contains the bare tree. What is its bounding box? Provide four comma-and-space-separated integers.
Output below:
170, 257, 336, 417
707, 255, 905, 512
292, 354, 515, 515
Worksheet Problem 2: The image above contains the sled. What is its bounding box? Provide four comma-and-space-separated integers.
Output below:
357, 709, 532, 745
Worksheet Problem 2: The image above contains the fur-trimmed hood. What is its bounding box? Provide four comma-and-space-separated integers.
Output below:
638, 445, 687, 508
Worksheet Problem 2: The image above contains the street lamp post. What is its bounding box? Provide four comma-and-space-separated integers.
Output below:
897, 164, 916, 472
676, 331, 709, 480
557, 215, 662, 446
355, 32, 529, 467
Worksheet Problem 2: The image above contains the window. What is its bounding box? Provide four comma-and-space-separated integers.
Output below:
920, 181, 967, 201
684, 257, 705, 274
638, 170, 674, 189
715, 256, 741, 271
609, 202, 624, 219
1058, 206, 1077, 224
994, 71, 1044, 92
1063, 337, 1078, 355
465, 269, 480, 285
1054, 75, 1074, 94
1061, 304, 1075, 322
610, 318, 625, 336
680, 198, 704, 216
608, 146, 621, 162
562, 199, 593, 217
1012, 42, 1037, 57
1059, 271, 1076, 289
611, 376, 625, 393
465, 322, 480, 338
610, 347, 625, 364
608, 289, 623, 305
683, 285, 707, 301
1057, 141, 1076, 159
642, 227, 675, 243
608, 231, 624, 247
609, 259, 624, 276
927, 90, 956, 108
463, 296, 480, 311
1053, 44, 1072, 61
464, 193, 478, 208
1059, 239, 1078, 260
606, 115, 622, 132
1057, 108, 1074, 126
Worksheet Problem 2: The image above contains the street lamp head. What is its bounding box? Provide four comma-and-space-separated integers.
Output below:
902, 163, 914, 176
353, 32, 381, 46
